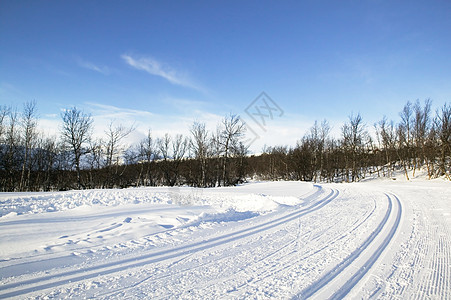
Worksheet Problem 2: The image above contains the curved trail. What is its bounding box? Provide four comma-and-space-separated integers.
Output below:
1, 181, 449, 299
0, 187, 337, 298
296, 193, 402, 299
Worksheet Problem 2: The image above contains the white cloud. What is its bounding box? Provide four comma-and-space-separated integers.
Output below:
121, 54, 204, 92
77, 58, 111, 75
39, 102, 326, 154
80, 102, 224, 147
38, 116, 61, 138
164, 98, 209, 109
241, 114, 311, 153
85, 102, 154, 119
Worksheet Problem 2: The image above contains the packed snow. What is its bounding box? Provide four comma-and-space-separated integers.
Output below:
0, 177, 449, 299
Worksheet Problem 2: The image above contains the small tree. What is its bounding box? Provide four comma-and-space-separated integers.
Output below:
307, 120, 330, 182
399, 101, 414, 171
341, 113, 368, 182
413, 99, 432, 177
139, 129, 157, 186
157, 133, 188, 186
19, 100, 38, 190
435, 103, 451, 179
104, 121, 135, 168
61, 107, 93, 189
218, 114, 246, 186
190, 121, 210, 187
1, 107, 20, 191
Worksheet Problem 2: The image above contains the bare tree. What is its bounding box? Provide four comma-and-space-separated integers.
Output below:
218, 114, 246, 186
210, 127, 223, 186
171, 134, 188, 185
140, 130, 156, 163
308, 120, 330, 182
190, 121, 210, 187
61, 107, 93, 189
292, 137, 315, 181
1, 107, 20, 190
399, 101, 414, 172
104, 121, 135, 168
157, 133, 188, 186
341, 113, 368, 182
413, 99, 432, 177
233, 140, 249, 184
19, 100, 38, 190
34, 134, 58, 191
0, 105, 9, 143
139, 129, 157, 186
375, 116, 397, 177
158, 133, 171, 160
84, 138, 104, 188
435, 103, 451, 179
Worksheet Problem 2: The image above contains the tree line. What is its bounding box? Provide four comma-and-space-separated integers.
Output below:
0, 99, 450, 192
249, 99, 450, 183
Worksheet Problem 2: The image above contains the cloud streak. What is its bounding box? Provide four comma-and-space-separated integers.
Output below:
121, 54, 203, 92
85, 102, 154, 119
77, 58, 111, 75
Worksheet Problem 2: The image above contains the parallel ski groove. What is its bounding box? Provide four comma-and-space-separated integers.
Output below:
295, 193, 402, 299
0, 188, 337, 298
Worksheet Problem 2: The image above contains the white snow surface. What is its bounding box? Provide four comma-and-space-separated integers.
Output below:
0, 178, 449, 299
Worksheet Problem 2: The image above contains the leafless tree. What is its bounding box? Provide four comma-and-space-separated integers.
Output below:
218, 114, 246, 185
0, 105, 9, 142
308, 120, 330, 182
61, 107, 93, 189
399, 101, 414, 172
157, 133, 188, 186
138, 129, 157, 186
375, 116, 397, 177
435, 103, 451, 179
413, 99, 432, 177
190, 121, 210, 187
0, 107, 20, 190
104, 121, 135, 168
210, 127, 223, 186
32, 134, 58, 191
158, 133, 171, 160
19, 100, 38, 190
341, 113, 368, 182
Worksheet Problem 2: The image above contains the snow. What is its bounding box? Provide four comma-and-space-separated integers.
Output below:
0, 179, 449, 299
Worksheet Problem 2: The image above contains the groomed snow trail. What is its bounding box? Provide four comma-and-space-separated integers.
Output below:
0, 180, 449, 299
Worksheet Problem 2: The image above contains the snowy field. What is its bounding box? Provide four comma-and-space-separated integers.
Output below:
0, 177, 450, 299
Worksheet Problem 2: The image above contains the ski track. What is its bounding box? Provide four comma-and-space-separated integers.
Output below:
198, 197, 379, 299
415, 202, 451, 300
0, 186, 333, 298
368, 184, 451, 300
0, 181, 450, 299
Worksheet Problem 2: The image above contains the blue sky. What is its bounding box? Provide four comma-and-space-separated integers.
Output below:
1, 1, 451, 152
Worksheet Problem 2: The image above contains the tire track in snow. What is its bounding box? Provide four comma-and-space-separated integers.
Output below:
0, 187, 338, 298
295, 193, 402, 299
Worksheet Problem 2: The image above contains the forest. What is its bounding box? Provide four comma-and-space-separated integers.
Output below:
0, 99, 450, 192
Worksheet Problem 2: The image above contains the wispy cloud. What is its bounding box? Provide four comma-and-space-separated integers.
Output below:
42, 101, 318, 154
85, 102, 154, 119
163, 97, 210, 111
77, 58, 111, 75
121, 54, 203, 92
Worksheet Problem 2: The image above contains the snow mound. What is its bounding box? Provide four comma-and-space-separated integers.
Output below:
0, 187, 304, 218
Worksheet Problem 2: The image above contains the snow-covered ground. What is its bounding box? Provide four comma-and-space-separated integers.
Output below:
0, 177, 449, 299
